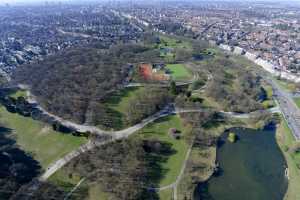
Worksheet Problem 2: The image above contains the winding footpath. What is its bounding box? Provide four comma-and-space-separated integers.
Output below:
39, 106, 172, 181
20, 73, 281, 184
39, 103, 280, 181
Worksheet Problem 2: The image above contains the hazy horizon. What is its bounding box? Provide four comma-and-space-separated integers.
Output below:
1, 0, 299, 4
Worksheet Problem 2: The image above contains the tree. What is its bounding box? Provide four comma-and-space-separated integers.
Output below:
228, 132, 237, 143
170, 80, 177, 95
192, 40, 209, 54
175, 48, 193, 61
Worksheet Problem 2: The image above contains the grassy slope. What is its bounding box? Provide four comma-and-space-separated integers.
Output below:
102, 87, 143, 130
9, 90, 27, 98
106, 87, 143, 114
159, 35, 192, 50
177, 145, 216, 200
166, 64, 192, 81
0, 106, 87, 168
262, 84, 275, 109
49, 115, 190, 199
276, 117, 300, 200
293, 97, 300, 109
158, 35, 192, 62
138, 115, 190, 187
159, 188, 173, 200
274, 78, 297, 93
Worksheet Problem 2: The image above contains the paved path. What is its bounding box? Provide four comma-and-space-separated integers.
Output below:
173, 144, 193, 200
20, 80, 279, 182
63, 178, 86, 200
39, 140, 106, 181
38, 103, 279, 181
125, 81, 194, 88
39, 106, 172, 181
216, 46, 300, 141
146, 143, 193, 199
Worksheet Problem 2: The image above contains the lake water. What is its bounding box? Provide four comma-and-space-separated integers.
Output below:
194, 128, 288, 200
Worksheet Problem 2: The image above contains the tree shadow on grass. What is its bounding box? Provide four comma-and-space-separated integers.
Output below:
153, 115, 173, 124
105, 87, 139, 105
143, 140, 177, 189
97, 107, 125, 130
0, 126, 41, 199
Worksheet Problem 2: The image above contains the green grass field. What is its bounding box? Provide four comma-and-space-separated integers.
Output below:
276, 116, 300, 200
159, 188, 173, 200
261, 85, 275, 109
157, 35, 193, 63
9, 90, 28, 99
106, 87, 143, 114
138, 115, 190, 187
103, 87, 144, 130
0, 106, 87, 168
166, 64, 192, 81
274, 78, 297, 93
293, 97, 300, 109
159, 35, 192, 50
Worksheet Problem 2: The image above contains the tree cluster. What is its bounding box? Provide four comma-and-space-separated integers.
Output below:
65, 139, 152, 200
13, 43, 163, 126
205, 57, 263, 113
124, 87, 172, 125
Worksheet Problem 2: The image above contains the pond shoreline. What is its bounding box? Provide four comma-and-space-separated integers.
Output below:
194, 126, 288, 200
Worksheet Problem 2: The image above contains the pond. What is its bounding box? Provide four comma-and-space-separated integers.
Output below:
194, 128, 288, 200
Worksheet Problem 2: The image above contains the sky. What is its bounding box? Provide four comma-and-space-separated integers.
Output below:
0, 0, 299, 5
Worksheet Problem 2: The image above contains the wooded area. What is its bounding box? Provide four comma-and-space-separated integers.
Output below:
13, 43, 164, 126
205, 57, 263, 113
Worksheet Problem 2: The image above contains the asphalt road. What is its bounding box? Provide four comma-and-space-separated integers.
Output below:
267, 77, 300, 140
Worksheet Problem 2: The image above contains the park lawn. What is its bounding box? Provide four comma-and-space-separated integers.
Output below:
281, 117, 294, 146
102, 87, 144, 130
276, 116, 300, 200
138, 115, 190, 187
159, 188, 173, 200
263, 84, 273, 99
177, 146, 217, 200
274, 78, 297, 93
163, 53, 175, 63
0, 106, 87, 168
159, 35, 192, 50
293, 97, 300, 109
261, 84, 275, 109
166, 64, 192, 81
9, 90, 27, 99
49, 168, 82, 189
50, 168, 110, 200
106, 87, 143, 114
200, 94, 223, 110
